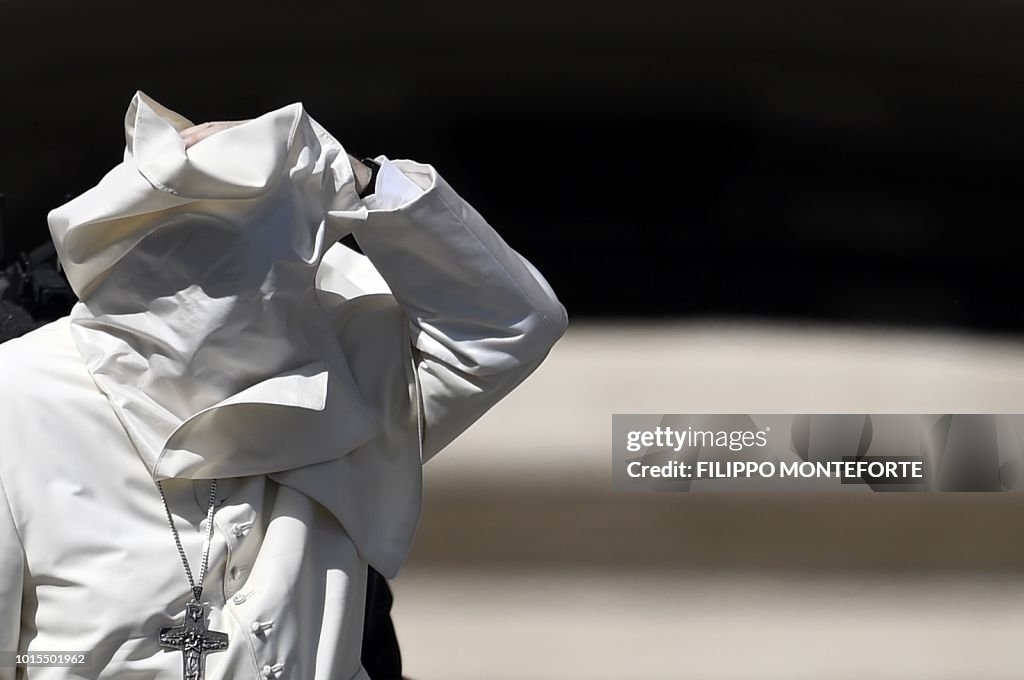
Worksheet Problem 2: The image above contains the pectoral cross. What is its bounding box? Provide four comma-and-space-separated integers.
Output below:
159, 600, 229, 680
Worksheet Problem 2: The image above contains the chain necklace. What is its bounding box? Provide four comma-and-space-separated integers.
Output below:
155, 479, 229, 680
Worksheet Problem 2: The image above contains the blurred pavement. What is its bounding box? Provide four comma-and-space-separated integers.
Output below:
392, 321, 1024, 679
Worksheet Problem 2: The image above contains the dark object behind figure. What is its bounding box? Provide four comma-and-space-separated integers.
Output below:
0, 301, 37, 339
0, 303, 404, 680
0, 243, 75, 322
363, 566, 403, 679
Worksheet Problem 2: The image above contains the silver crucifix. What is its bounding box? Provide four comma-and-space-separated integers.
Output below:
159, 600, 229, 680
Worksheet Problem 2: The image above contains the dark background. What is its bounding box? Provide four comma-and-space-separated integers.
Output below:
3, 0, 1024, 330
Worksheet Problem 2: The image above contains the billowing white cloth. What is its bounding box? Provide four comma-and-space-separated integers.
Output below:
0, 92, 566, 679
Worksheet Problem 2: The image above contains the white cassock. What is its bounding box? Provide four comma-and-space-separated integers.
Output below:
0, 92, 567, 679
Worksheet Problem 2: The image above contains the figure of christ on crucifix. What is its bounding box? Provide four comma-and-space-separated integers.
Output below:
158, 600, 229, 680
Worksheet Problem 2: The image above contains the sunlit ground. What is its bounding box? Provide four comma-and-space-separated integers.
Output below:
392, 321, 1024, 679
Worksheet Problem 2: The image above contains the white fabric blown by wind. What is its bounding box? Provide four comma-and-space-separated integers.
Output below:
47, 92, 422, 576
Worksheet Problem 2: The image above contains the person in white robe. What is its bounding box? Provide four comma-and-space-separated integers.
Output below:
0, 92, 567, 680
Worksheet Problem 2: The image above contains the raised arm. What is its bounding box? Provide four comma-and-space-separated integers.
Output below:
348, 158, 568, 461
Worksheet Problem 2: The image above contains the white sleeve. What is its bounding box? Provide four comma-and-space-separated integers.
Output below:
352, 158, 568, 461
0, 476, 24, 679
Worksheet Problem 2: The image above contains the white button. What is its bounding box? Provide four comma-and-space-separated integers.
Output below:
251, 619, 274, 634
262, 664, 272, 677
231, 520, 253, 538
232, 593, 246, 605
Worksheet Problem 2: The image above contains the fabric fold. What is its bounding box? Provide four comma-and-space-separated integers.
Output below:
127, 92, 302, 199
